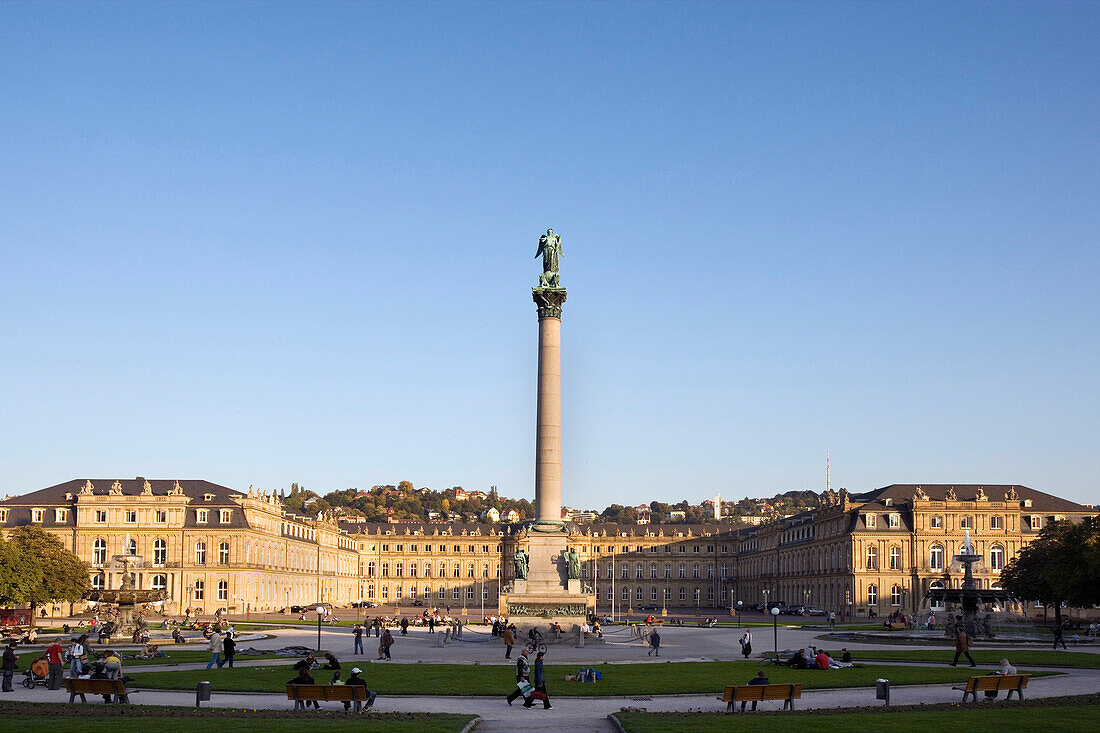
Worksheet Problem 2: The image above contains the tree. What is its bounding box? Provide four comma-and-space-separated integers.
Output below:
5, 526, 88, 622
1000, 518, 1100, 630
0, 535, 43, 607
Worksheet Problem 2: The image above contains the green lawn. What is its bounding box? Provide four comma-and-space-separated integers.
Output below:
127, 660, 1056, 696
821, 648, 1100, 668
615, 701, 1100, 733
0, 715, 472, 733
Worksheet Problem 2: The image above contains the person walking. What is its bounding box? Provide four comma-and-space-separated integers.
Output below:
739, 630, 752, 659
503, 625, 515, 659
1054, 624, 1067, 650
68, 635, 87, 678
828, 611, 836, 628
649, 628, 661, 657
353, 624, 364, 655
400, 617, 409, 636
2, 642, 17, 692
526, 650, 553, 709
206, 631, 224, 669
950, 628, 976, 667
222, 632, 236, 668
505, 648, 533, 706
45, 637, 65, 690
379, 628, 394, 660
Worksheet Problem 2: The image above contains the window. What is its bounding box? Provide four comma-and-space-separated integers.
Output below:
650, 563, 658, 579
720, 563, 728, 579
930, 544, 944, 571
219, 509, 231, 524
395, 586, 403, 599
381, 586, 389, 600
636, 564, 643, 579
93, 538, 107, 565
127, 537, 137, 556
678, 564, 686, 579
663, 587, 671, 602
367, 561, 375, 577
621, 564, 629, 579
990, 515, 1002, 530
466, 587, 475, 600
217, 581, 228, 602
1030, 515, 1042, 530
193, 580, 205, 601
651, 588, 658, 601
678, 587, 686, 601
889, 546, 901, 570
622, 587, 630, 601
55, 508, 68, 523
929, 580, 945, 610
889, 514, 900, 528
867, 584, 877, 606
196, 509, 208, 524
866, 545, 877, 569
32, 508, 44, 523
452, 587, 460, 600
467, 563, 475, 578
381, 562, 390, 577
865, 513, 877, 528
124, 510, 136, 523
151, 574, 167, 592
990, 544, 1005, 570
410, 563, 417, 578
153, 539, 167, 565
692, 564, 700, 579
960, 516, 973, 530
410, 586, 417, 599
396, 562, 403, 578
890, 584, 902, 606
424, 563, 432, 578
155, 510, 167, 523
195, 542, 207, 565
664, 563, 672, 579
438, 586, 446, 600
91, 573, 105, 590
367, 584, 375, 600
453, 563, 460, 578
707, 564, 715, 579
218, 542, 230, 565
95, 510, 107, 523
482, 563, 490, 578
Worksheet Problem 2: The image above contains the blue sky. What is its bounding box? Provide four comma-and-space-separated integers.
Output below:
1, 1, 1097, 508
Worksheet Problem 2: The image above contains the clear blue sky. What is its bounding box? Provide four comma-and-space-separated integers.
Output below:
2, 1, 1097, 508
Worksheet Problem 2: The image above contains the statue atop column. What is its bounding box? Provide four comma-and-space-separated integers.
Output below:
535, 229, 563, 288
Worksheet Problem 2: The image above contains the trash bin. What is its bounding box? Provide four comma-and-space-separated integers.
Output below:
196, 681, 212, 707
875, 678, 890, 706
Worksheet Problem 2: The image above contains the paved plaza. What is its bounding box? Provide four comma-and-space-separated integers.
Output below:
5, 620, 1100, 731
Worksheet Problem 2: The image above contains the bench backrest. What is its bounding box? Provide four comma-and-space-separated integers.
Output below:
723, 683, 803, 702
285, 684, 362, 701
967, 674, 1030, 692
64, 678, 125, 694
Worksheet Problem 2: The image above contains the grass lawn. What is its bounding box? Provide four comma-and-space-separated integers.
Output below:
614, 698, 1100, 733
819, 648, 1100, 668
127, 660, 1056, 696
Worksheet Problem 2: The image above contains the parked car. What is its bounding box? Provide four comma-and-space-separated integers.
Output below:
786, 605, 807, 616
804, 606, 827, 616
411, 600, 424, 607
638, 604, 660, 611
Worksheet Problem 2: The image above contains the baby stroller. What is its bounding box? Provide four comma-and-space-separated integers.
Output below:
22, 656, 49, 688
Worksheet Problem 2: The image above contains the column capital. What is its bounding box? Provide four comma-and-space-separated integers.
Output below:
532, 287, 567, 319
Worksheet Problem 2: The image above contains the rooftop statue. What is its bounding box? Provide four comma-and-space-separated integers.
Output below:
535, 229, 563, 288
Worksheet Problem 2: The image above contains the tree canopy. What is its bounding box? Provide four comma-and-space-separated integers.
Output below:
0, 534, 44, 607
1000, 517, 1100, 627
3, 526, 89, 617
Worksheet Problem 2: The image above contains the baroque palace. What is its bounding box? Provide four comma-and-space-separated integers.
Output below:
0, 478, 1093, 619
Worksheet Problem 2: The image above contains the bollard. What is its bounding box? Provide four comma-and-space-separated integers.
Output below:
195, 681, 212, 707
875, 679, 890, 706
575, 624, 585, 648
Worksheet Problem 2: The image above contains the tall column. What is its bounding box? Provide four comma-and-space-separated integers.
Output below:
533, 287, 567, 523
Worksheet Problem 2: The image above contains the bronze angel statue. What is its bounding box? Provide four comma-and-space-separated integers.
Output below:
535, 228, 562, 287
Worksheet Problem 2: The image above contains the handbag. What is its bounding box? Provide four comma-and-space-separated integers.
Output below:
517, 681, 534, 697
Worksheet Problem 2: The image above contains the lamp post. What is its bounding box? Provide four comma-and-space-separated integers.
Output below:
735, 600, 743, 628
762, 588, 770, 616
845, 588, 851, 623
770, 606, 780, 659
315, 605, 325, 652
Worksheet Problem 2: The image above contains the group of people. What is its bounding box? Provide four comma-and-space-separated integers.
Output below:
504, 646, 553, 710
287, 652, 377, 712
786, 644, 849, 670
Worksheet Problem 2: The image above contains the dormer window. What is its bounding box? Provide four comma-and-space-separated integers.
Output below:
1030, 515, 1041, 530
55, 508, 68, 523
204, 493, 215, 501
219, 509, 232, 524
196, 509, 209, 524
889, 514, 900, 528
864, 513, 877, 528
0, 509, 8, 523
32, 508, 44, 523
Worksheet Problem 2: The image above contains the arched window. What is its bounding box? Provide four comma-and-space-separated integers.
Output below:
424, 562, 432, 578
126, 538, 137, 556
93, 539, 107, 565
367, 561, 375, 577
692, 563, 700, 579
151, 574, 167, 592
381, 562, 389, 577
153, 539, 167, 566
467, 563, 475, 578
636, 563, 643, 579
395, 562, 403, 577
890, 584, 902, 606
929, 580, 945, 610
409, 562, 417, 578
866, 545, 877, 569
621, 563, 629, 579
438, 561, 446, 577
889, 546, 901, 570
930, 544, 944, 570
453, 563, 461, 578
650, 563, 657, 579
91, 572, 105, 590
195, 542, 207, 565
482, 563, 489, 578
218, 542, 230, 565
664, 563, 672, 579
990, 544, 1005, 570
217, 580, 228, 601
867, 584, 878, 606
678, 564, 686, 579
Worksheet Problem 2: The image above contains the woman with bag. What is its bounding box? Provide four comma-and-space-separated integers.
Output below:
739, 630, 752, 659
525, 650, 553, 709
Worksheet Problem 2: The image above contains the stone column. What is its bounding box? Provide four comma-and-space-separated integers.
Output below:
533, 287, 567, 523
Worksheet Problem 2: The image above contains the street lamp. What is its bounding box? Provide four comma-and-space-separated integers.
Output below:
770, 606, 780, 659
735, 600, 743, 628
315, 605, 326, 652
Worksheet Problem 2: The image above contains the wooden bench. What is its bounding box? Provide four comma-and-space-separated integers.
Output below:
721, 683, 803, 712
285, 684, 372, 711
63, 677, 133, 704
952, 674, 1030, 702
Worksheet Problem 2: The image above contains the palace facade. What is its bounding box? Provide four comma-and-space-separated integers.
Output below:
0, 478, 1093, 618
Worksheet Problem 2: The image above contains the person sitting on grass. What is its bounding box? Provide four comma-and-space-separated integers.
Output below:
293, 652, 318, 671
321, 652, 340, 670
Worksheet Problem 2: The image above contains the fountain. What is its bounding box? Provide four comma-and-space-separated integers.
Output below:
923, 530, 1017, 639
82, 551, 167, 636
